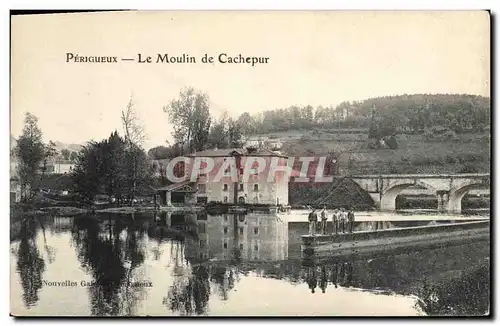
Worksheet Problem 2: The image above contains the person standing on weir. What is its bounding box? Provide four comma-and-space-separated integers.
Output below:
348, 209, 355, 233
320, 206, 328, 235
332, 208, 339, 234
340, 208, 348, 233
308, 208, 318, 236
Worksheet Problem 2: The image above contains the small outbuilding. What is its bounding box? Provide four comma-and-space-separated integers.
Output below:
156, 181, 198, 206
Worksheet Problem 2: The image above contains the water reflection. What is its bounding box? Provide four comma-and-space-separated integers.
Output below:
303, 262, 355, 294
15, 218, 46, 308
70, 216, 148, 316
10, 212, 490, 316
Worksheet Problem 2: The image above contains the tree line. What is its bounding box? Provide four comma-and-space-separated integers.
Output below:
13, 113, 57, 202
234, 94, 490, 135
150, 92, 490, 159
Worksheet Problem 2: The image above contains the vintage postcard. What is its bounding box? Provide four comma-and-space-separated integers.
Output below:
9, 10, 490, 317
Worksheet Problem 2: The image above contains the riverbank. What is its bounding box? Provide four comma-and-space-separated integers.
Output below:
97, 205, 205, 214
10, 203, 205, 220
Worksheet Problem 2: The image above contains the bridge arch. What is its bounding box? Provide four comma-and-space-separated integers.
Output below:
448, 180, 490, 213
380, 180, 438, 211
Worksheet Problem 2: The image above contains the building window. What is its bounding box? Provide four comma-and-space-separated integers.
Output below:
239, 167, 244, 175
224, 227, 228, 234
239, 227, 244, 235
223, 241, 228, 249
254, 227, 259, 235
223, 184, 228, 191
224, 215, 228, 222
199, 240, 205, 248
239, 243, 244, 250
253, 184, 259, 191
254, 244, 259, 251
223, 196, 228, 203
239, 184, 244, 191
198, 184, 206, 194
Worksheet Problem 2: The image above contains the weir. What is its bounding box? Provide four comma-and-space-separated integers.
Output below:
301, 220, 490, 259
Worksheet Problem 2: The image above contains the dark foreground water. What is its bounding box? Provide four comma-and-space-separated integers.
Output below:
10, 212, 490, 316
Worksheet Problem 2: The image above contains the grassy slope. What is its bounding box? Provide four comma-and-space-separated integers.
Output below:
261, 129, 490, 174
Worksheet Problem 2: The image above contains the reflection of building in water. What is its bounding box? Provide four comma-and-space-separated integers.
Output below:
184, 213, 288, 263
211, 213, 288, 262
183, 213, 209, 263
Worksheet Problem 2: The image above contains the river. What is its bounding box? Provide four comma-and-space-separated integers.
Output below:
10, 210, 490, 317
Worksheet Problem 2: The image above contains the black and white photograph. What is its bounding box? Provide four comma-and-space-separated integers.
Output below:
9, 10, 491, 317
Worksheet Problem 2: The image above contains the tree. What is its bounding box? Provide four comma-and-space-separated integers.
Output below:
69, 151, 78, 163
15, 113, 52, 202
191, 101, 211, 152
236, 112, 255, 135
39, 141, 57, 188
71, 131, 153, 206
368, 106, 398, 147
71, 142, 102, 205
60, 149, 71, 161
227, 118, 243, 147
121, 97, 146, 146
163, 87, 212, 154
121, 98, 147, 204
102, 131, 127, 201
208, 116, 228, 149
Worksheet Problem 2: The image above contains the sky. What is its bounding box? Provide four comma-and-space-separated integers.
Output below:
11, 11, 490, 150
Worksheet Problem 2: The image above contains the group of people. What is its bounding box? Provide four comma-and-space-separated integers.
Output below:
308, 206, 355, 235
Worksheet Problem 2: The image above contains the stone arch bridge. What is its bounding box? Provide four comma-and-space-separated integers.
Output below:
350, 173, 490, 213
